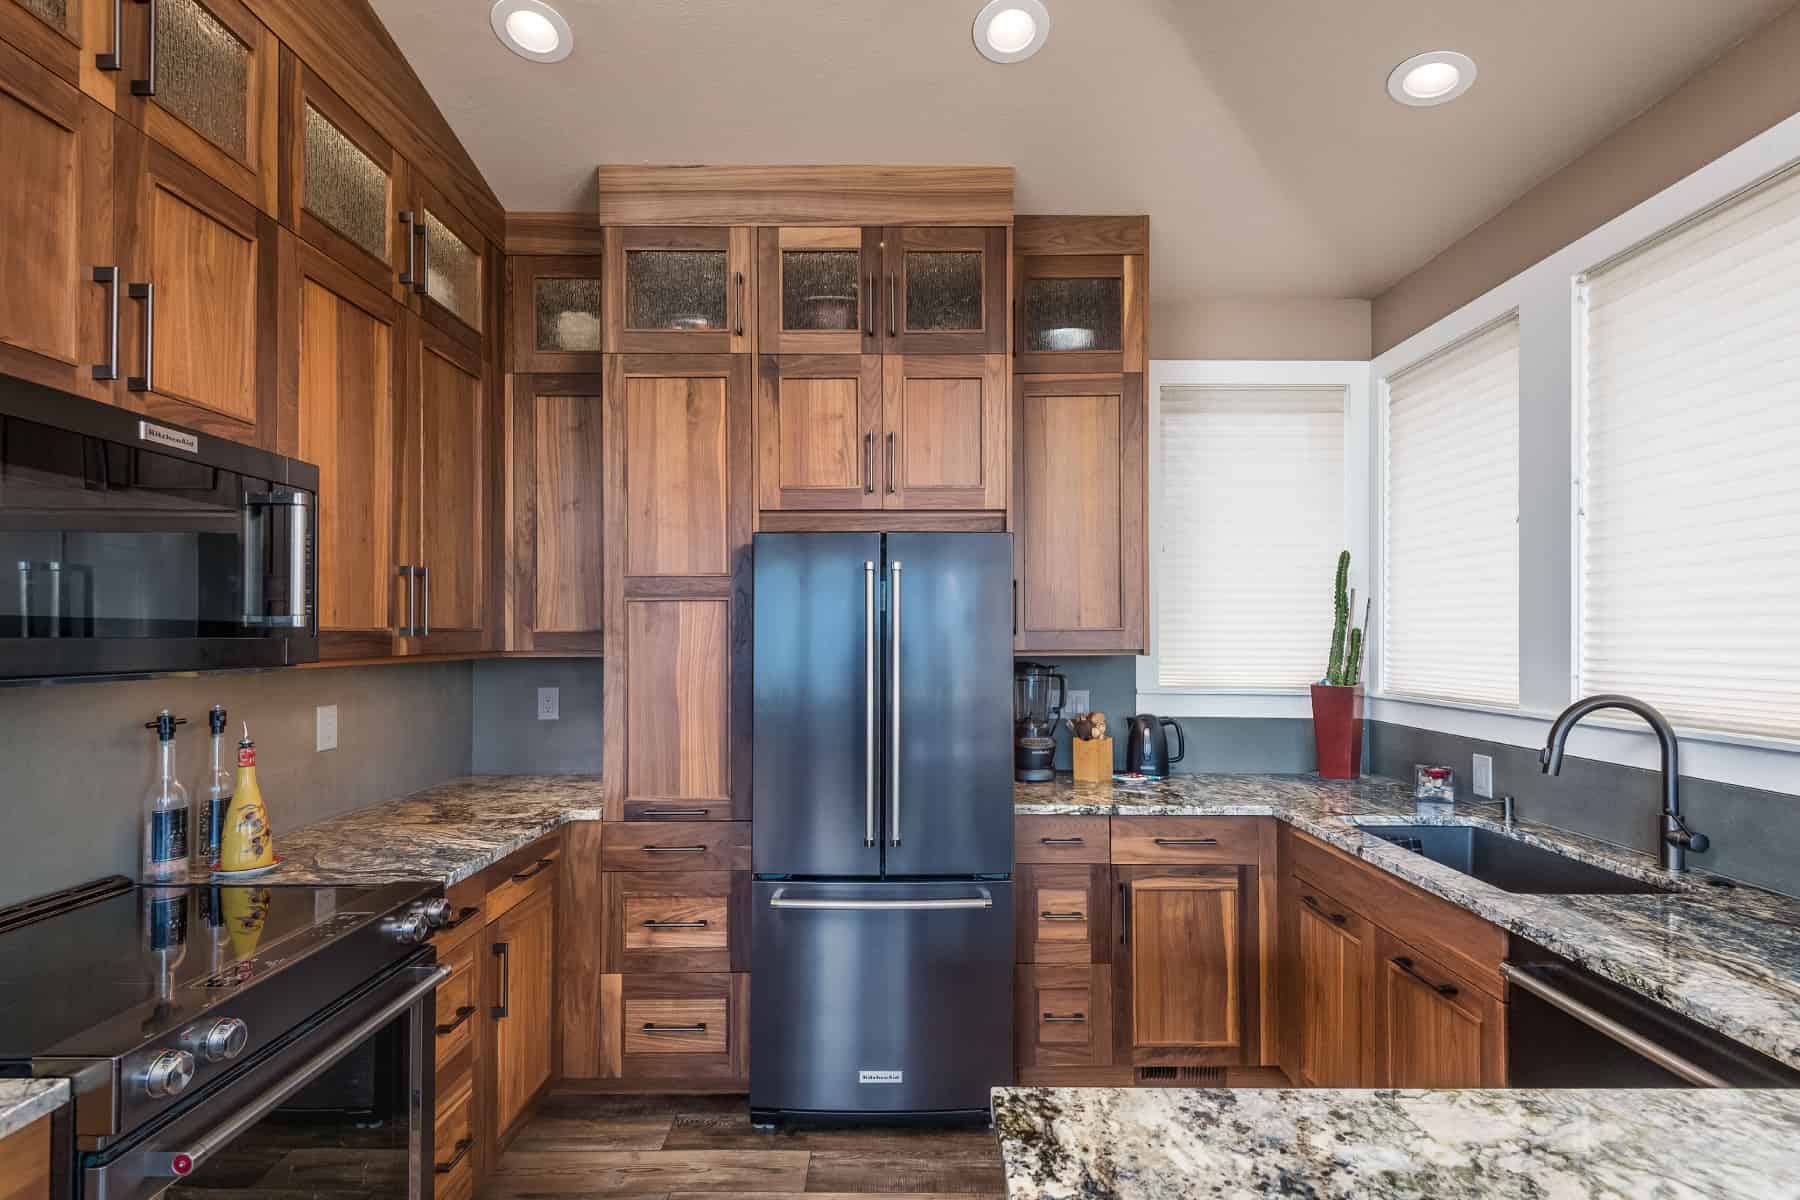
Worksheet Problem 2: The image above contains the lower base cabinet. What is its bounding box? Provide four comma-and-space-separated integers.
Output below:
1113, 865, 1259, 1068
1016, 964, 1113, 1073
488, 865, 558, 1143
590, 972, 751, 1090
0, 1114, 49, 1200
1372, 929, 1505, 1087
1283, 881, 1372, 1088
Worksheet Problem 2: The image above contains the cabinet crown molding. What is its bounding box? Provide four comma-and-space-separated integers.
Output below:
595, 164, 1015, 227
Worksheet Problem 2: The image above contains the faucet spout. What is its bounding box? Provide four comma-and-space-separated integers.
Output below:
1537, 694, 1707, 872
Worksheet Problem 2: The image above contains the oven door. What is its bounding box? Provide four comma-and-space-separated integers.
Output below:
77, 958, 446, 1200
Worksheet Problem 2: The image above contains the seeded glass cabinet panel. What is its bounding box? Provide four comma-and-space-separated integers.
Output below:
0, 0, 95, 87
882, 226, 1007, 355
1016, 252, 1145, 374
120, 0, 279, 213
508, 255, 603, 372
284, 62, 406, 297
755, 227, 881, 355
603, 227, 755, 353
407, 175, 487, 343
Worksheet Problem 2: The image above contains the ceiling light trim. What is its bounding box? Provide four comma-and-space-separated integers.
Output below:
973, 0, 1050, 65
1386, 50, 1477, 107
490, 0, 573, 64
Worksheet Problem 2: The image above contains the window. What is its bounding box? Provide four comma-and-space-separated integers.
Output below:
1579, 165, 1800, 741
1382, 317, 1521, 707
1156, 385, 1346, 689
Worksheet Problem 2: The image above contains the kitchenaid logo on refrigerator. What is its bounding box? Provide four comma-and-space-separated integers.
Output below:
858, 1070, 903, 1085
138, 421, 199, 454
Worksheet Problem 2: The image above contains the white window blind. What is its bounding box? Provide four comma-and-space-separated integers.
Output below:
1158, 386, 1345, 689
1382, 318, 1522, 707
1580, 165, 1800, 741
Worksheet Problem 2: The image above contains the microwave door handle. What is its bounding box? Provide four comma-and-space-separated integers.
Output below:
139, 964, 449, 1180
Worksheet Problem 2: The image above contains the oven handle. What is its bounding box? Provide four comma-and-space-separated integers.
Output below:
1499, 962, 1729, 1089
145, 963, 450, 1180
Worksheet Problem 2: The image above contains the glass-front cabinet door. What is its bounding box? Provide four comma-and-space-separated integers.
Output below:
405, 177, 486, 343
289, 63, 406, 298
756, 226, 880, 355
0, 0, 95, 85
121, 0, 278, 213
509, 254, 602, 373
604, 227, 754, 353
882, 226, 1007, 355
1016, 251, 1144, 374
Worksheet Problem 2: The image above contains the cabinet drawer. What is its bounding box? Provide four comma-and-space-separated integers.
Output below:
433, 938, 480, 1071
484, 840, 562, 921
624, 998, 729, 1055
427, 876, 487, 958
601, 822, 752, 872
599, 972, 749, 1088
604, 871, 748, 973
1111, 816, 1261, 864
1015, 815, 1110, 864
1016, 864, 1110, 964
1016, 965, 1112, 1069
432, 1071, 476, 1200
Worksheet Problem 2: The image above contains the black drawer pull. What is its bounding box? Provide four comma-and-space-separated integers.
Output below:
642, 808, 708, 819
511, 857, 554, 882
642, 920, 709, 930
1041, 1012, 1086, 1024
642, 845, 707, 853
1039, 911, 1086, 922
642, 1022, 707, 1034
434, 1005, 476, 1036
491, 941, 511, 1018
435, 1136, 473, 1174
440, 904, 480, 931
1039, 836, 1085, 845
1153, 837, 1219, 847
1392, 956, 1459, 997
1301, 895, 1348, 925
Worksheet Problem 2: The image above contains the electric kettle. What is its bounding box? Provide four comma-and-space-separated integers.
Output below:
1124, 714, 1186, 777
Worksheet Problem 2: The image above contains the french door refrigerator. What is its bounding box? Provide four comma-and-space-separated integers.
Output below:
750, 532, 1014, 1124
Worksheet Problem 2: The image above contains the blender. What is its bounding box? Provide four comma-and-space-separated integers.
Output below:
1013, 662, 1067, 782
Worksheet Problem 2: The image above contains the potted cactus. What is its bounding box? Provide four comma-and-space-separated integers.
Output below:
1311, 550, 1370, 779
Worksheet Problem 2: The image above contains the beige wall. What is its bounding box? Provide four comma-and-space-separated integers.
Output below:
1153, 297, 1371, 361
1373, 3, 1800, 354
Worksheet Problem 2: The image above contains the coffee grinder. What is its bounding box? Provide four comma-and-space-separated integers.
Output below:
1013, 662, 1067, 782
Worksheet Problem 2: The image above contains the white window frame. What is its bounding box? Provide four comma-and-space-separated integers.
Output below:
1137, 360, 1373, 718
1368, 108, 1800, 793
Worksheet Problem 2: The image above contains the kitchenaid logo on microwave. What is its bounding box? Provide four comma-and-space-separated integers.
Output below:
858, 1070, 903, 1085
138, 421, 199, 454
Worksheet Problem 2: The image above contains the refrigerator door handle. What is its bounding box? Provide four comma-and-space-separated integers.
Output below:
864, 559, 877, 848
889, 558, 902, 847
768, 886, 992, 911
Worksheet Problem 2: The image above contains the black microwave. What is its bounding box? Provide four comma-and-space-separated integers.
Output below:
0, 374, 317, 680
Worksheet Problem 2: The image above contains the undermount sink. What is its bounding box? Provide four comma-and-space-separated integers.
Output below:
1360, 824, 1674, 895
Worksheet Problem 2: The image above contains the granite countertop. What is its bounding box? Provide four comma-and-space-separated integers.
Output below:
268, 775, 603, 887
1016, 773, 1800, 1072
0, 1078, 68, 1141
992, 1085, 1800, 1199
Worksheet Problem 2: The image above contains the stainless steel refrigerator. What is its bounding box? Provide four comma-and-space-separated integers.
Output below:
750, 532, 1014, 1124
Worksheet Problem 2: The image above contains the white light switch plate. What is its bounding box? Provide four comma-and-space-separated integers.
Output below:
1472, 753, 1494, 799
315, 704, 338, 752
537, 687, 560, 721
1066, 689, 1090, 715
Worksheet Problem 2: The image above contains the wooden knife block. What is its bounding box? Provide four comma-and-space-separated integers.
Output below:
1071, 736, 1114, 781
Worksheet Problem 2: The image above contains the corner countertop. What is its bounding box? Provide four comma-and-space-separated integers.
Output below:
1015, 773, 1800, 1072
992, 1085, 1800, 1199
0, 1078, 67, 1141
267, 775, 603, 887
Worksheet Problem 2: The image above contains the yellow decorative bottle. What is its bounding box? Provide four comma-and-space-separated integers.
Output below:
218, 722, 277, 875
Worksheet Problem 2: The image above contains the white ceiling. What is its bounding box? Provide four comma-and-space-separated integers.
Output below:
373, 0, 1794, 303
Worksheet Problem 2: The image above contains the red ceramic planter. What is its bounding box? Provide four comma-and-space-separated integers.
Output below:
1310, 683, 1365, 779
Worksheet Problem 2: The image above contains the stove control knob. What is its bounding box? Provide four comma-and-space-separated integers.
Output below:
383, 912, 428, 943
143, 1050, 196, 1098
197, 1018, 249, 1063
417, 898, 452, 928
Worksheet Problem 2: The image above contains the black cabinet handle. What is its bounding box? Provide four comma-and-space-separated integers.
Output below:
885, 432, 896, 494
129, 0, 155, 95
1392, 956, 1459, 997
1041, 1012, 1086, 1024
398, 211, 418, 286
1118, 880, 1131, 946
510, 857, 553, 882
642, 919, 709, 930
733, 270, 745, 337
1301, 895, 1348, 926
865, 272, 876, 337
440, 904, 480, 931
1039, 836, 1085, 845
490, 941, 511, 1018
97, 0, 122, 70
641, 1023, 707, 1034
1153, 837, 1219, 847
417, 217, 431, 296
864, 433, 874, 494
126, 282, 153, 392
434, 1005, 475, 1036
642, 845, 706, 854
1039, 911, 1085, 922
92, 267, 119, 381
886, 273, 897, 338
641, 807, 708, 819
435, 1137, 473, 1174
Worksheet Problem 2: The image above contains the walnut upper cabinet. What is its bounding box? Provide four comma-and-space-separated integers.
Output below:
604, 227, 754, 354
505, 373, 603, 654
756, 354, 883, 509
1013, 215, 1148, 375
0, 0, 103, 92
406, 176, 487, 345
1014, 373, 1147, 653
884, 226, 1007, 355
508, 254, 603, 374
756, 226, 880, 355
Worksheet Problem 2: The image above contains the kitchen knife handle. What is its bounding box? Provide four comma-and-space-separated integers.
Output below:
865, 559, 877, 848
889, 558, 902, 847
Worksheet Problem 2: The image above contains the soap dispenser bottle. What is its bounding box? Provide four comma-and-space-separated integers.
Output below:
142, 711, 190, 884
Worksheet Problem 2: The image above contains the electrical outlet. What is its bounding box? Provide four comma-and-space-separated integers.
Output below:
537, 687, 560, 721
315, 705, 338, 752
1472, 753, 1494, 799
1066, 689, 1090, 715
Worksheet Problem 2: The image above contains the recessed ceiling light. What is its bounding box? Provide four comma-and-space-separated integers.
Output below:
490, 0, 572, 63
974, 0, 1049, 64
1386, 50, 1477, 107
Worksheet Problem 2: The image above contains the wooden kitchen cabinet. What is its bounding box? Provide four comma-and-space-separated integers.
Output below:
0, 42, 115, 403
881, 354, 1008, 510
508, 254, 603, 373
1016, 863, 1110, 965
0, 1112, 50, 1200
1016, 963, 1113, 1073
1372, 928, 1504, 1088
592, 971, 750, 1090
1013, 216, 1148, 376
504, 373, 604, 653
756, 226, 880, 355
0, 0, 101, 90
881, 226, 1007, 355
1280, 880, 1373, 1087
487, 865, 556, 1148
603, 226, 754, 354
1113, 865, 1257, 1067
407, 174, 487, 345
1014, 373, 1147, 654
601, 869, 748, 974
757, 354, 884, 509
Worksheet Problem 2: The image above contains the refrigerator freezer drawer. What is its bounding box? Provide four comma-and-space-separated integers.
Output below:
750, 880, 1014, 1120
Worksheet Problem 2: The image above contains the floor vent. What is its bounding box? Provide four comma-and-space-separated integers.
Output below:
1135, 1066, 1225, 1086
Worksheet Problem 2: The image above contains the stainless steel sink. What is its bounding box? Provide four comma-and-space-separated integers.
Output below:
1360, 824, 1674, 895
